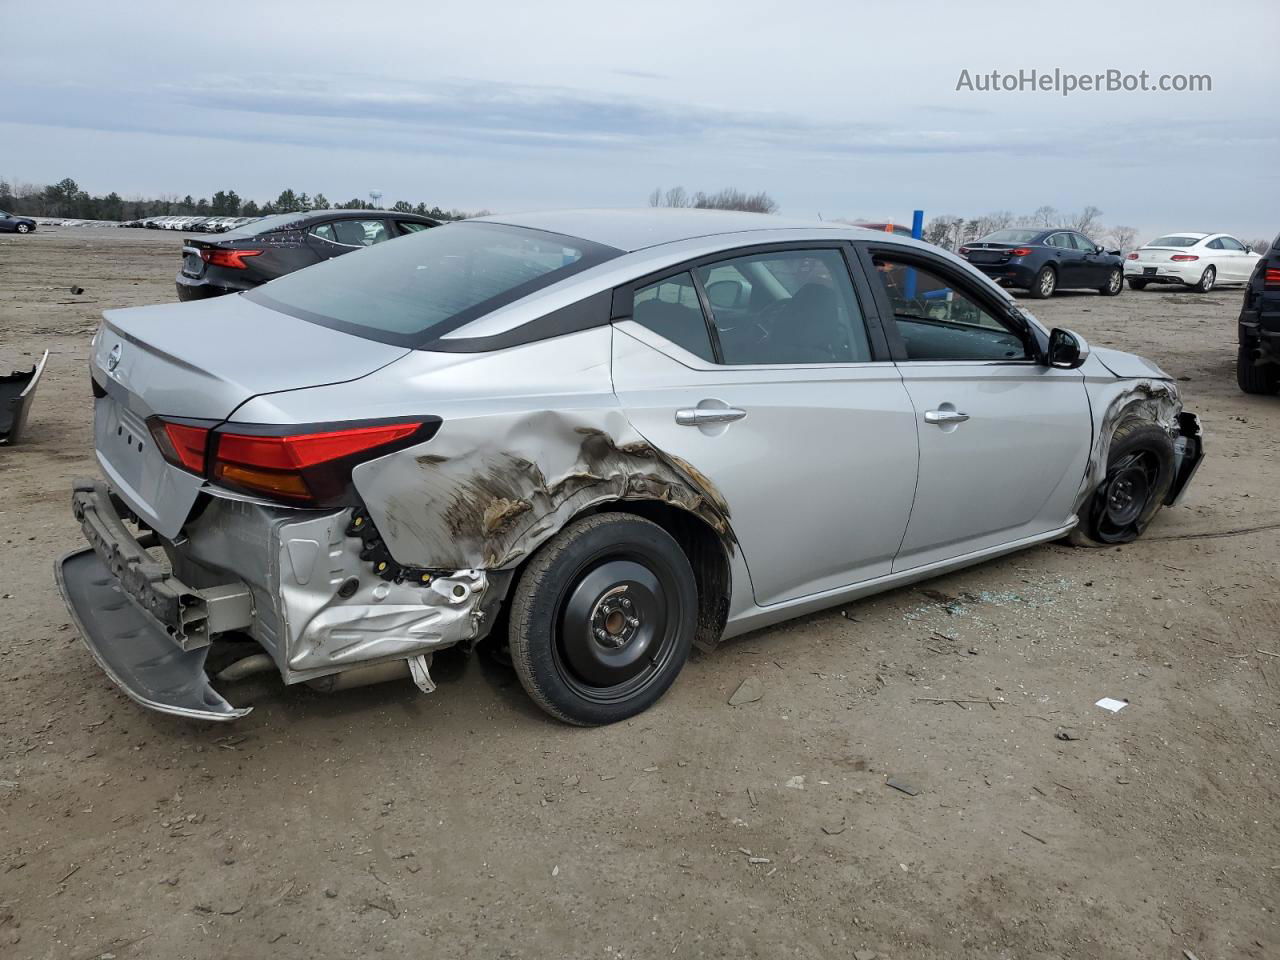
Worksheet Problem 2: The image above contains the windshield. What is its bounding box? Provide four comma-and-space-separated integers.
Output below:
1149, 235, 1200, 247
247, 221, 620, 346
980, 229, 1041, 244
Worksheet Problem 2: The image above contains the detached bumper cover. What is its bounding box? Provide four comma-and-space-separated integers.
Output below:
1165, 412, 1204, 506
0, 349, 49, 445
55, 548, 250, 720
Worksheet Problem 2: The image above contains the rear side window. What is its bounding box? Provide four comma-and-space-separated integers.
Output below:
333, 219, 388, 246
694, 250, 871, 364
631, 273, 715, 361
397, 220, 433, 234
248, 221, 620, 346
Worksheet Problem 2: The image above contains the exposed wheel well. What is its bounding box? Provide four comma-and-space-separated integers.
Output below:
582, 501, 730, 652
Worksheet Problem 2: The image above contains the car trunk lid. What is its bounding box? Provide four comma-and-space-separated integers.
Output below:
963, 242, 1019, 265
1134, 247, 1188, 263
92, 295, 409, 536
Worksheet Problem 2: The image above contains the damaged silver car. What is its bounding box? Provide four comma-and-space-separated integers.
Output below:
57, 210, 1204, 724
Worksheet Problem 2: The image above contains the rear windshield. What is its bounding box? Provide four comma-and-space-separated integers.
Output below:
1149, 235, 1200, 247
217, 213, 308, 238
247, 221, 620, 347
980, 229, 1041, 244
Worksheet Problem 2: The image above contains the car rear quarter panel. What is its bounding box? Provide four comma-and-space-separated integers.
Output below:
232, 326, 744, 590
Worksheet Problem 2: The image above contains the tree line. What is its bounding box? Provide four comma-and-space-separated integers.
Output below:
0, 176, 484, 222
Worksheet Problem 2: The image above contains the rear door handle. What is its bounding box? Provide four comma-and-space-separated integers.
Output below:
924, 409, 970, 425
675, 407, 747, 426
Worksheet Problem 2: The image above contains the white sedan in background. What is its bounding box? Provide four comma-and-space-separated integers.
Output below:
1124, 232, 1261, 293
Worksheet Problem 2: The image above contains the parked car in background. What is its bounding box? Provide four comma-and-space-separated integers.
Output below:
0, 209, 37, 233
960, 228, 1125, 298
175, 209, 438, 300
64, 210, 1202, 726
1237, 231, 1280, 395
1125, 233, 1261, 293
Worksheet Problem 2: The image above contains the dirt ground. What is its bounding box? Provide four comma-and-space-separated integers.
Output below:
1, 226, 1276, 960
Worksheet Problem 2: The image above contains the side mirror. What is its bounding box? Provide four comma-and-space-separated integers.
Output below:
1048, 327, 1090, 370
1095, 244, 1105, 254
705, 279, 746, 310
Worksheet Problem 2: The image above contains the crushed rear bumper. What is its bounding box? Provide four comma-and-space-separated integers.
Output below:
56, 548, 250, 721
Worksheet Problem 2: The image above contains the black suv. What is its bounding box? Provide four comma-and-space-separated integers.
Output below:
1238, 232, 1280, 394
175, 209, 438, 301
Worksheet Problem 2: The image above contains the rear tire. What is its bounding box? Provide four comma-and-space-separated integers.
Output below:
1099, 267, 1123, 296
1127, 278, 1148, 290
1070, 420, 1176, 547
1028, 265, 1057, 299
1237, 344, 1280, 395
508, 513, 697, 726
1190, 266, 1216, 293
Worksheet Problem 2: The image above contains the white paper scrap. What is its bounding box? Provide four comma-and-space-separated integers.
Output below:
1095, 697, 1128, 712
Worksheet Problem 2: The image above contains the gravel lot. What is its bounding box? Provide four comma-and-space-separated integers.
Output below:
1, 227, 1276, 960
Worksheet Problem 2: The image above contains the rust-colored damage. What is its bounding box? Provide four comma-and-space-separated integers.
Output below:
1075, 378, 1182, 513
363, 409, 734, 571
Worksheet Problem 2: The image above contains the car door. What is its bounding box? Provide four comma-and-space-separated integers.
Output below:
1218, 236, 1256, 282
856, 243, 1093, 571
1044, 233, 1082, 287
1072, 233, 1110, 285
610, 244, 920, 606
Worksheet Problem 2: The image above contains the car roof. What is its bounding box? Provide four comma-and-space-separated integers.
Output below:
472, 208, 850, 253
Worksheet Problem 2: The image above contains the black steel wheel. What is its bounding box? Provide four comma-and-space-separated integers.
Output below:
1071, 420, 1176, 546
509, 513, 696, 725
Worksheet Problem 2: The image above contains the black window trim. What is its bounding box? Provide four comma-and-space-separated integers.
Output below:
852, 241, 1046, 365
611, 240, 893, 366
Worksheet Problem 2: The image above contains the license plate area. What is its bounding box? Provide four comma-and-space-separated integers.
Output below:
181, 247, 206, 277
1143, 267, 1157, 276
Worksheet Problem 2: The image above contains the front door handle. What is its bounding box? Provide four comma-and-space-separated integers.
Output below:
924, 409, 970, 425
675, 407, 747, 426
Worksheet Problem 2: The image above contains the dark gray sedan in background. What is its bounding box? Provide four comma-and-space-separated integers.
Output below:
961, 227, 1126, 298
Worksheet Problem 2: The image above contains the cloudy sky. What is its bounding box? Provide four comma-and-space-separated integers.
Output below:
2, 0, 1277, 239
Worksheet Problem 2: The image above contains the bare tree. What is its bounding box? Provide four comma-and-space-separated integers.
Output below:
1066, 205, 1104, 236
648, 185, 775, 214
1106, 225, 1138, 253
1026, 205, 1057, 228
1246, 237, 1272, 254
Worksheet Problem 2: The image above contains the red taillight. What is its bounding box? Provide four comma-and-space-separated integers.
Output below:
201, 248, 262, 269
1010, 248, 1032, 257
1126, 252, 1139, 260
1170, 254, 1199, 262
211, 421, 433, 505
1264, 267, 1280, 288
147, 418, 210, 474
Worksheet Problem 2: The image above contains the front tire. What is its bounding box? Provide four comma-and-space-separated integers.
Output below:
1070, 420, 1176, 547
508, 513, 697, 725
1127, 278, 1148, 290
1190, 266, 1216, 293
1099, 267, 1123, 296
15, 223, 30, 234
1028, 265, 1057, 299
1237, 344, 1280, 395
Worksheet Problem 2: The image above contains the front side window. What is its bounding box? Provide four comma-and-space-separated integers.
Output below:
1070, 234, 1098, 251
248, 221, 619, 345
1219, 236, 1247, 252
869, 255, 1028, 362
693, 250, 871, 364
397, 220, 433, 234
631, 273, 715, 361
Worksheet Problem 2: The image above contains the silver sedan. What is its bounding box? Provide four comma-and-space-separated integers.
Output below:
59, 209, 1203, 724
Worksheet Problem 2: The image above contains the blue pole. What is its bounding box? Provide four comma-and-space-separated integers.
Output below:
905, 209, 924, 297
